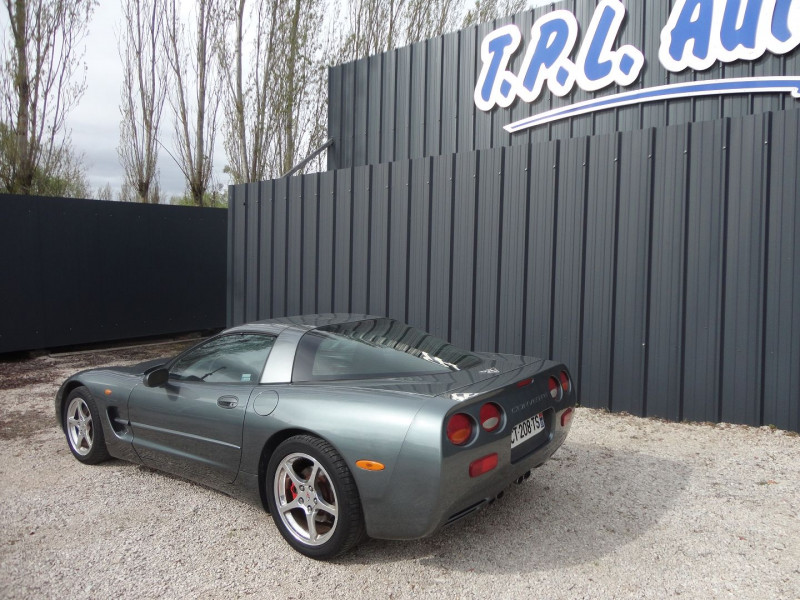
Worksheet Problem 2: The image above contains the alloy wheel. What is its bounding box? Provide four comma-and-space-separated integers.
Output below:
273, 452, 339, 546
66, 396, 94, 456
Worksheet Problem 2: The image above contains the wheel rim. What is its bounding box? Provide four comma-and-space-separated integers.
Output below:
273, 452, 339, 546
66, 397, 94, 456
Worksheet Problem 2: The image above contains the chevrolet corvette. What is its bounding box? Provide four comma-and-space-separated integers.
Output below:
56, 314, 575, 559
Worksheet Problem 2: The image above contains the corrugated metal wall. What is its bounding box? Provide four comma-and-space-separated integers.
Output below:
327, 0, 800, 171
1, 195, 227, 353
228, 108, 800, 432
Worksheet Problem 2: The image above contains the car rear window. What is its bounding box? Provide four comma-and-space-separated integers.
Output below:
292, 318, 480, 382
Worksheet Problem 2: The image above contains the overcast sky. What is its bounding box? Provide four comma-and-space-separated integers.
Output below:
70, 2, 227, 201
69, 1, 551, 201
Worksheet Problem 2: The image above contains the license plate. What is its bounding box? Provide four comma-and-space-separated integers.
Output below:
510, 413, 546, 448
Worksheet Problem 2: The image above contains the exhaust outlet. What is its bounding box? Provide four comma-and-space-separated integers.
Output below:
514, 470, 532, 485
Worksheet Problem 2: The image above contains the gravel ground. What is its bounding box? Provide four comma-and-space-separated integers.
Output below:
0, 345, 798, 600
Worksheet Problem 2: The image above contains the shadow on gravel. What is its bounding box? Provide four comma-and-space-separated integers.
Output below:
0, 341, 194, 391
0, 410, 55, 440
342, 441, 690, 572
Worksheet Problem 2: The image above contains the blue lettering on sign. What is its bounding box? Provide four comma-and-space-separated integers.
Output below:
583, 8, 617, 80
475, 0, 800, 127
659, 0, 800, 71
474, 0, 643, 111
477, 26, 520, 108
518, 12, 578, 100
575, 0, 644, 91
662, 0, 715, 67
720, 0, 763, 51
769, 0, 800, 51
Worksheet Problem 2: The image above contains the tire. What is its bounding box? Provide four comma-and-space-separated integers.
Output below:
63, 386, 110, 465
266, 435, 365, 559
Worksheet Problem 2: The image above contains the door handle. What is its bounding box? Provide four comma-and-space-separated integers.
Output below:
217, 396, 239, 409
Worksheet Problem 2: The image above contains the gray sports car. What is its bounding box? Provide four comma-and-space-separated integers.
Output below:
56, 314, 575, 559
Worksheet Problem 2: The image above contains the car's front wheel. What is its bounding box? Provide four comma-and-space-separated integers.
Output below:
63, 386, 110, 464
266, 435, 365, 559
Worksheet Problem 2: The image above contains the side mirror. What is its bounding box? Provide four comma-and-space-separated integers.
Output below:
143, 367, 169, 387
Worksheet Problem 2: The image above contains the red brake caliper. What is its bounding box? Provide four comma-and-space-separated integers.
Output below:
289, 482, 297, 500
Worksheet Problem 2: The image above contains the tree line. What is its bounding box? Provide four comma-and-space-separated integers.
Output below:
1, 0, 525, 206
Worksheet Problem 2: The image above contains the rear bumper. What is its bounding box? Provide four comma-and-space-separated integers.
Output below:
362, 405, 574, 540
438, 418, 571, 529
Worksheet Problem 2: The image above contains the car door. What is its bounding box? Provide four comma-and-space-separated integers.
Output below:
128, 333, 276, 485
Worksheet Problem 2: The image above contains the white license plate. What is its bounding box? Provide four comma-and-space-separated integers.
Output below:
510, 413, 546, 448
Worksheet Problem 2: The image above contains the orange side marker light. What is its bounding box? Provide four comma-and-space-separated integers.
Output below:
356, 460, 385, 471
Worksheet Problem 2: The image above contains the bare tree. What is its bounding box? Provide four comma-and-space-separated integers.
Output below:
343, 0, 530, 53
216, 0, 531, 185
0, 0, 95, 195
96, 181, 112, 200
462, 0, 527, 27
219, 0, 276, 183
404, 0, 462, 44
337, 0, 406, 62
118, 180, 134, 202
336, 0, 484, 63
220, 0, 330, 182
274, 0, 325, 175
300, 24, 335, 175
163, 0, 222, 206
118, 0, 166, 204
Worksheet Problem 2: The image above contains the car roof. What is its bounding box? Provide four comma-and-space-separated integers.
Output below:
223, 313, 381, 336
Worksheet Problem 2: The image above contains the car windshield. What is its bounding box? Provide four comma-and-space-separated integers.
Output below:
292, 318, 480, 382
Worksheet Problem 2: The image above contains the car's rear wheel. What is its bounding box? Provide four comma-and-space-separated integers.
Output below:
63, 387, 110, 464
266, 435, 365, 559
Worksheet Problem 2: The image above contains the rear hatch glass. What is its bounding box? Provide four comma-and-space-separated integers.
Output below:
293, 318, 481, 381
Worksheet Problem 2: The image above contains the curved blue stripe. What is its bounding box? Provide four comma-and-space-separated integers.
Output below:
505, 77, 800, 132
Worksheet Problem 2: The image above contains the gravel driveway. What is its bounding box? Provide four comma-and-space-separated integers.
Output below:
1, 345, 798, 599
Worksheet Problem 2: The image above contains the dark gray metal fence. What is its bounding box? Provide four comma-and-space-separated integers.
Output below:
1, 195, 227, 353
327, 0, 800, 171
229, 108, 800, 433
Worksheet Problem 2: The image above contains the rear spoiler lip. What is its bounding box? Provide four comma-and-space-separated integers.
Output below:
436, 356, 559, 400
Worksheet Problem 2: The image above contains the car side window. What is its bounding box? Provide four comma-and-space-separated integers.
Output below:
170, 333, 275, 384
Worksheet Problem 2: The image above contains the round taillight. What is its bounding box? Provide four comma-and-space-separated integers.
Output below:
559, 370, 570, 393
548, 376, 560, 400
479, 403, 502, 432
446, 413, 473, 445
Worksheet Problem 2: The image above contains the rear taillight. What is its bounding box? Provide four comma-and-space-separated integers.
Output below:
548, 376, 560, 400
559, 370, 571, 394
446, 413, 473, 445
479, 403, 502, 432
